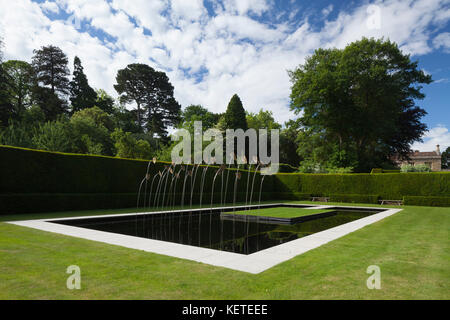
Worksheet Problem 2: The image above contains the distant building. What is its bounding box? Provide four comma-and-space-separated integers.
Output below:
392, 145, 442, 171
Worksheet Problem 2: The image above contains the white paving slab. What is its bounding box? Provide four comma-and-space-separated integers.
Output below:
8, 204, 402, 274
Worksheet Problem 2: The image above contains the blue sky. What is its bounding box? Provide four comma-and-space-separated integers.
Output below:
0, 0, 449, 151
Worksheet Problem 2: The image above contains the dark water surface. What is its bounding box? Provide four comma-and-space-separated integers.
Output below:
53, 207, 382, 255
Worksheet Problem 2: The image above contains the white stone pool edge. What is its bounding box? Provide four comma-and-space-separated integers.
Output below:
8, 204, 402, 274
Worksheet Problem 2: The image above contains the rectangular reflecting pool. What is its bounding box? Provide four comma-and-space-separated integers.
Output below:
52, 205, 383, 255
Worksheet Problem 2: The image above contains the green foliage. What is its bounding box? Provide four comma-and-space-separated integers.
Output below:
298, 160, 326, 173
32, 120, 72, 152
274, 172, 450, 200
70, 109, 114, 155
153, 141, 176, 162
21, 105, 46, 126
441, 146, 449, 169
371, 168, 401, 173
0, 145, 448, 214
0, 193, 138, 214
0, 107, 45, 148
0, 145, 151, 194
325, 167, 354, 174
95, 89, 115, 114
401, 164, 431, 172
279, 119, 302, 167
181, 105, 221, 131
0, 145, 267, 212
2, 60, 35, 117
114, 63, 181, 136
221, 94, 248, 130
297, 161, 353, 174
111, 128, 152, 159
246, 109, 281, 130
71, 106, 114, 130
69, 56, 97, 112
0, 62, 12, 127
403, 196, 450, 207
329, 194, 380, 204
289, 37, 431, 172
32, 45, 70, 96
0, 120, 35, 148
31, 86, 67, 121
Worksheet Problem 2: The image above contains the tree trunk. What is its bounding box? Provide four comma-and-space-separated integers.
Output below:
137, 102, 141, 128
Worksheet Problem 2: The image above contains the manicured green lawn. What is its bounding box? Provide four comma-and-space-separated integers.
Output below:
0, 201, 448, 299
232, 207, 333, 218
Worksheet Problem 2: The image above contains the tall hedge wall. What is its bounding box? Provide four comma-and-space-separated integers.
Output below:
274, 172, 449, 199
1, 145, 449, 214
0, 145, 269, 214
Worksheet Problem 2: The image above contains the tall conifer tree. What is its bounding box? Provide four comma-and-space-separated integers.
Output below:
69, 56, 97, 113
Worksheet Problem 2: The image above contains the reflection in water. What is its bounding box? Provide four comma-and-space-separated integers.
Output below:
53, 209, 379, 255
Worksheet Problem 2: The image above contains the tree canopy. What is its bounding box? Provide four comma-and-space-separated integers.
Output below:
220, 94, 248, 131
2, 60, 35, 117
32, 45, 70, 96
69, 56, 97, 113
246, 109, 281, 130
114, 63, 181, 137
289, 37, 431, 172
181, 104, 221, 132
0, 38, 437, 168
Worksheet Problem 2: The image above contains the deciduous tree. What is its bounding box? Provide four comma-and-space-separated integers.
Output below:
2, 60, 36, 118
289, 37, 431, 172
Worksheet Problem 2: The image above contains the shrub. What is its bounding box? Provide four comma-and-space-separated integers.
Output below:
0, 120, 35, 148
326, 167, 354, 174
401, 164, 431, 172
32, 120, 72, 152
111, 128, 152, 159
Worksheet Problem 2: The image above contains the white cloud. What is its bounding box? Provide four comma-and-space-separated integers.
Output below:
0, 0, 449, 125
170, 0, 206, 22
40, 0, 60, 13
322, 4, 333, 18
434, 78, 449, 83
433, 32, 450, 52
411, 125, 450, 152
221, 0, 271, 16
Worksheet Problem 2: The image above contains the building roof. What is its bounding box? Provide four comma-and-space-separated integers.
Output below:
391, 150, 441, 162
409, 151, 441, 158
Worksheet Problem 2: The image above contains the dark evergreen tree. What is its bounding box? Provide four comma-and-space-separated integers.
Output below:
31, 86, 66, 121
32, 45, 70, 97
114, 63, 181, 137
69, 56, 97, 113
223, 94, 248, 130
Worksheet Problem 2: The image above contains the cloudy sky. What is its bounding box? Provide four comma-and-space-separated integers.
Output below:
0, 0, 449, 151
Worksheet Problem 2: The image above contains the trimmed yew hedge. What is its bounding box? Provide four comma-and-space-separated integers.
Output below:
0, 145, 268, 214
403, 196, 450, 207
1, 145, 449, 214
274, 172, 449, 199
